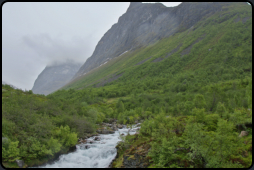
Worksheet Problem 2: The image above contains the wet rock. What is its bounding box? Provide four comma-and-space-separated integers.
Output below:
16, 160, 24, 168
81, 145, 91, 149
88, 140, 94, 144
85, 145, 91, 149
94, 137, 100, 141
103, 130, 114, 134
118, 124, 123, 129
97, 130, 114, 134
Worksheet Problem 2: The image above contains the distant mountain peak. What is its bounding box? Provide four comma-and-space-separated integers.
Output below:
32, 62, 82, 95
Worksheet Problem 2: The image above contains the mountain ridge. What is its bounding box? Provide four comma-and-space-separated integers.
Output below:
72, 2, 238, 80
32, 62, 82, 95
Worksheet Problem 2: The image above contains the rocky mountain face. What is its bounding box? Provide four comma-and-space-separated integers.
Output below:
32, 62, 82, 95
73, 2, 236, 79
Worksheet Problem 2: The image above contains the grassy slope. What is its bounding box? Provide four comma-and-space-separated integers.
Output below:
63, 3, 251, 93
57, 3, 252, 168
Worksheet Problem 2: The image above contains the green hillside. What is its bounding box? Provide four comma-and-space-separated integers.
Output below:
61, 3, 252, 168
2, 2, 252, 168
2, 85, 102, 167
64, 2, 251, 94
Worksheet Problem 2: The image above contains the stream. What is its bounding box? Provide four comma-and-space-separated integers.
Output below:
37, 124, 139, 168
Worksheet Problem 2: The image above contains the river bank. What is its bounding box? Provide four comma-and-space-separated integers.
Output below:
33, 122, 140, 168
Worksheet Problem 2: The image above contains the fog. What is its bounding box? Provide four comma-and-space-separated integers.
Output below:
2, 2, 181, 90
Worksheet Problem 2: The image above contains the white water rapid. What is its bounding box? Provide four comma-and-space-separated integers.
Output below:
37, 124, 139, 168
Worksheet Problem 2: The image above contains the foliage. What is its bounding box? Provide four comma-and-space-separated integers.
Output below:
2, 2, 252, 168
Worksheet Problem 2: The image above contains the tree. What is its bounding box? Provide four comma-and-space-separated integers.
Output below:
216, 102, 228, 119
118, 101, 125, 113
194, 94, 207, 109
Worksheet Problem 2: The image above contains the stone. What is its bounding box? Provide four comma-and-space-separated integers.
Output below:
118, 124, 123, 129
94, 136, 100, 141
239, 131, 248, 137
89, 140, 94, 144
86, 145, 91, 149
97, 129, 114, 134
15, 160, 24, 168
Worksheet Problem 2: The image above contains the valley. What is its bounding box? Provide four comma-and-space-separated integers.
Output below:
2, 2, 252, 168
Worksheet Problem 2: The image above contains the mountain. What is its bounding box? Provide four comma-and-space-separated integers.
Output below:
73, 2, 241, 79
63, 2, 251, 91
32, 62, 82, 95
3, 2, 252, 168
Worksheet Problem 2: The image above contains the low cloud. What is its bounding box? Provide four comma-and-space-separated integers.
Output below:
22, 33, 94, 66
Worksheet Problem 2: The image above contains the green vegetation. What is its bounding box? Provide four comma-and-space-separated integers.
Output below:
2, 85, 102, 167
2, 2, 252, 168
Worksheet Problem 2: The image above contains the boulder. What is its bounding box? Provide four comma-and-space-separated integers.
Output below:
15, 160, 24, 168
85, 145, 91, 149
112, 127, 118, 131
239, 131, 248, 137
88, 140, 94, 144
118, 124, 123, 129
103, 130, 114, 134
94, 136, 100, 141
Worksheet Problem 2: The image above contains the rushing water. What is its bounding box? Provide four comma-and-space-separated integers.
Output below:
37, 125, 139, 168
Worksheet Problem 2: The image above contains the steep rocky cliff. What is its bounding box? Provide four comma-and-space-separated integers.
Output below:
73, 2, 235, 79
32, 62, 82, 95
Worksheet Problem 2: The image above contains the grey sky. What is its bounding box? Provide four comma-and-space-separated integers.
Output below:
2, 2, 182, 90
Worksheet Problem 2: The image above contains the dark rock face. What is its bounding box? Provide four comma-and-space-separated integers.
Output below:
32, 62, 82, 95
73, 2, 233, 79
122, 153, 149, 168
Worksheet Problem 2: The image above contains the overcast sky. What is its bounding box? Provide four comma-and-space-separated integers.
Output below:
2, 2, 182, 91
